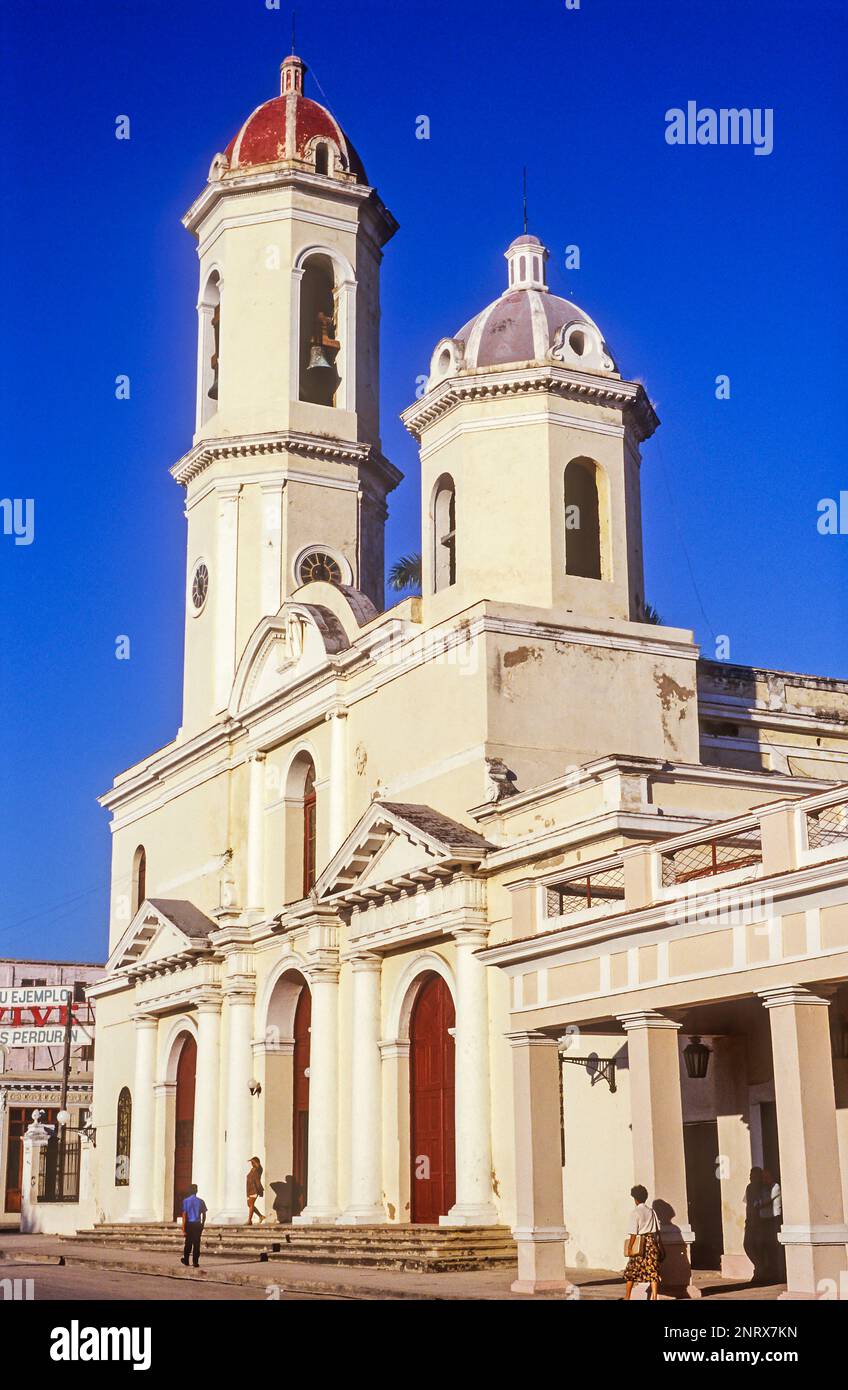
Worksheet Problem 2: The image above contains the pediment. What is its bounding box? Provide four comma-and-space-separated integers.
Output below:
314, 800, 493, 901
106, 899, 216, 973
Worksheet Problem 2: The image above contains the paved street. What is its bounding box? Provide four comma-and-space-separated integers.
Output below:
0, 1233, 786, 1301
1, 1261, 332, 1301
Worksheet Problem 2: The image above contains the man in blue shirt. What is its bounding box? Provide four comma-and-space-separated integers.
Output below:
180, 1184, 208, 1268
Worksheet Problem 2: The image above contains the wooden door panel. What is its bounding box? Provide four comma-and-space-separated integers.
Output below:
172, 1035, 197, 1219
410, 975, 455, 1223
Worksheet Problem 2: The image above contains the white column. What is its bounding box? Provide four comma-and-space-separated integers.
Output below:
760, 986, 848, 1297
246, 751, 266, 911
326, 706, 349, 858
260, 482, 284, 615
216, 983, 255, 1223
214, 484, 240, 712
125, 1014, 159, 1222
294, 963, 341, 1224
192, 995, 222, 1214
443, 926, 498, 1226
339, 954, 384, 1224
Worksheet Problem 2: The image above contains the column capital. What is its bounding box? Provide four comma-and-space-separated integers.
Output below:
617, 1010, 681, 1032
759, 984, 833, 1010
325, 705, 349, 722
247, 749, 267, 765
452, 925, 489, 950
307, 962, 341, 985
194, 992, 223, 1015
505, 1029, 560, 1050
222, 982, 256, 1004
216, 482, 242, 503
347, 952, 382, 973
131, 1012, 159, 1031
379, 1038, 410, 1059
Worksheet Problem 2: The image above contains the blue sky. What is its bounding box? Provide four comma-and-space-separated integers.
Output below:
0, 0, 846, 963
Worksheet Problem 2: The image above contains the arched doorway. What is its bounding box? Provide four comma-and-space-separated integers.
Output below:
292, 987, 311, 1217
172, 1034, 197, 1219
410, 974, 456, 1223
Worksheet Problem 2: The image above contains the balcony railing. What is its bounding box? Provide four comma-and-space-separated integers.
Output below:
545, 865, 626, 918
660, 826, 762, 887
806, 802, 848, 851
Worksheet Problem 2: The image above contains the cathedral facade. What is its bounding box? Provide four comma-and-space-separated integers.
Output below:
87, 54, 848, 1297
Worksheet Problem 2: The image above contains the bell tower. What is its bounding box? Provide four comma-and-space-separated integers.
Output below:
175, 55, 400, 734
402, 235, 658, 625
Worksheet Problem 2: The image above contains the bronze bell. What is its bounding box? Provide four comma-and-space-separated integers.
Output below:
306, 343, 336, 374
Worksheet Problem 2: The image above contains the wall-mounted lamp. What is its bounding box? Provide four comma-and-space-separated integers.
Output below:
248, 1078, 262, 1097
683, 1035, 712, 1080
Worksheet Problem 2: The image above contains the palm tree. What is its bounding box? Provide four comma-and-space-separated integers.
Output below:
388, 552, 422, 594
637, 599, 663, 625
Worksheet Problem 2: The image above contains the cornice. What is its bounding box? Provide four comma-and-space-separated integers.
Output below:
171, 429, 402, 492
182, 166, 397, 247
401, 364, 660, 443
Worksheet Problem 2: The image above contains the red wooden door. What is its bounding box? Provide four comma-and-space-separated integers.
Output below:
292, 987, 311, 1217
410, 974, 455, 1223
172, 1035, 197, 1219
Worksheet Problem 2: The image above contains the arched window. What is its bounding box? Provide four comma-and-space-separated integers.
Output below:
299, 254, 339, 408
115, 1087, 132, 1186
131, 846, 147, 916
315, 142, 329, 175
564, 459, 603, 580
432, 476, 456, 593
284, 753, 319, 902
199, 271, 221, 426
303, 763, 317, 895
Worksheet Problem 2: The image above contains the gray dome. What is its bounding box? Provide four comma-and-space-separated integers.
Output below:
456, 287, 599, 370
427, 236, 616, 388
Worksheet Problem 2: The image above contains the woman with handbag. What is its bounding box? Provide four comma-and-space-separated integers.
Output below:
623, 1184, 662, 1300
246, 1155, 266, 1224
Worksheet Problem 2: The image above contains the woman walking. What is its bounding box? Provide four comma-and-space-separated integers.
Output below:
246, 1155, 266, 1225
623, 1184, 662, 1300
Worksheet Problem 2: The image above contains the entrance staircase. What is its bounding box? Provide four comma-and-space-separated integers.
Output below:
65, 1222, 518, 1273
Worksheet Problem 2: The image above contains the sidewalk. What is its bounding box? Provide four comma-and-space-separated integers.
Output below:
0, 1232, 784, 1301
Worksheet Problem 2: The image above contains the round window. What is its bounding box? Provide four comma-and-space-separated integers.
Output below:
297, 550, 343, 585
191, 562, 209, 611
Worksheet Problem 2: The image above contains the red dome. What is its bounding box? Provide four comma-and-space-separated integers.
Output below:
222, 55, 367, 184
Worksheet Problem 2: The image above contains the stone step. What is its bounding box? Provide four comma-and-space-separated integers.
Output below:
73, 1224, 514, 1246
64, 1239, 515, 1272
65, 1222, 517, 1271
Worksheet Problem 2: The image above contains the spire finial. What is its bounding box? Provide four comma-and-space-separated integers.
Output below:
292, 12, 296, 55
523, 167, 528, 235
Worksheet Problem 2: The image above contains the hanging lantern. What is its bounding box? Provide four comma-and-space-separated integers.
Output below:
683, 1035, 712, 1079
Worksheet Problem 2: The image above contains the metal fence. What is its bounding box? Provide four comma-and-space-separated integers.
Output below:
806, 802, 848, 851
661, 826, 762, 887
37, 1127, 81, 1203
545, 864, 626, 918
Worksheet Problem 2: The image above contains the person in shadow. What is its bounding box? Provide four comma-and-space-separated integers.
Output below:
743, 1166, 766, 1282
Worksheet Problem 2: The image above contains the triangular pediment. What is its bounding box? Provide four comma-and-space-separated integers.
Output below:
105, 899, 216, 973
314, 801, 493, 901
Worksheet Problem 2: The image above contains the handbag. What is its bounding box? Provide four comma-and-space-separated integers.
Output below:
625, 1233, 645, 1259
